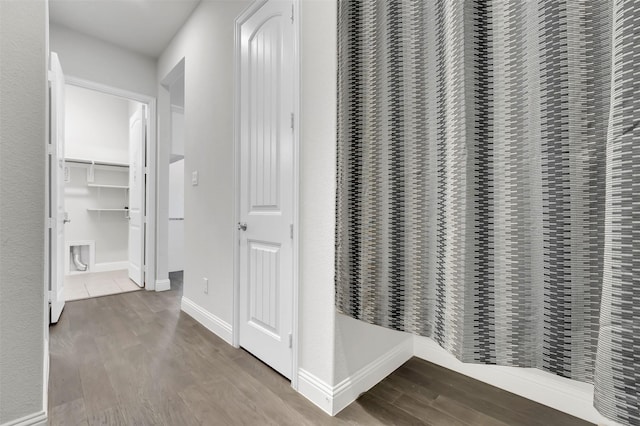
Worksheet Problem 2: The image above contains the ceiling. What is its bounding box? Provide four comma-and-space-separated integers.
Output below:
49, 0, 202, 58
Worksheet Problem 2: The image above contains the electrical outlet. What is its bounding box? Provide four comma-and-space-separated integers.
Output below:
203, 277, 208, 294
192, 170, 199, 186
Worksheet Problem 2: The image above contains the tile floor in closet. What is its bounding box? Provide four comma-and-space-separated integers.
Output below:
64, 269, 141, 301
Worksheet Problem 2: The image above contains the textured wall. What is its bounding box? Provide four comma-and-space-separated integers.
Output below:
0, 0, 47, 423
50, 24, 157, 97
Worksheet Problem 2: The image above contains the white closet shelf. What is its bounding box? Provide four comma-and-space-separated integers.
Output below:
65, 157, 129, 168
87, 184, 129, 189
87, 208, 129, 212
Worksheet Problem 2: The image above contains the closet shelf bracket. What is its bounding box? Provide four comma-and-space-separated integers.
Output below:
87, 161, 95, 183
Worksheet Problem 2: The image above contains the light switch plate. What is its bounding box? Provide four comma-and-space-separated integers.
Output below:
191, 170, 198, 186
203, 277, 208, 294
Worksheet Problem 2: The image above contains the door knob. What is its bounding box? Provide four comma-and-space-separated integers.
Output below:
237, 222, 247, 231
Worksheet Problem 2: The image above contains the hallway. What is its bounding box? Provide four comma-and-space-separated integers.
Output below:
48, 273, 346, 425
48, 273, 589, 426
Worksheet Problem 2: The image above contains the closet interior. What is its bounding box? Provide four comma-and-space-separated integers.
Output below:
63, 84, 144, 300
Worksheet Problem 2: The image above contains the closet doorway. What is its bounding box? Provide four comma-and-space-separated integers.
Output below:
167, 71, 185, 278
62, 83, 147, 301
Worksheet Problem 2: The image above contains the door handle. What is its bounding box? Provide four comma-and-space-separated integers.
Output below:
63, 212, 71, 224
237, 222, 247, 231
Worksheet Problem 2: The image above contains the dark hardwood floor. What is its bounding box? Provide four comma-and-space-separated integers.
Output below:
49, 272, 592, 425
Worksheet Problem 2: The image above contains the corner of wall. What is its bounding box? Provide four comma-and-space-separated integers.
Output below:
0, 411, 47, 426
332, 337, 413, 415
297, 337, 413, 416
155, 279, 171, 292
297, 368, 334, 415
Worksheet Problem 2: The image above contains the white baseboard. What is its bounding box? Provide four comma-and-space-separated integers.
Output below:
155, 278, 171, 292
297, 339, 413, 416
333, 338, 413, 414
297, 369, 334, 415
92, 261, 128, 273
0, 411, 47, 426
43, 339, 49, 421
181, 297, 233, 345
413, 336, 620, 426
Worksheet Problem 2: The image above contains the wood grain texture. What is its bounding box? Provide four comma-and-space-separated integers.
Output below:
49, 272, 592, 425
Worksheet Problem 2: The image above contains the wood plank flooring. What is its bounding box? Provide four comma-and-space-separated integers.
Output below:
49, 272, 592, 425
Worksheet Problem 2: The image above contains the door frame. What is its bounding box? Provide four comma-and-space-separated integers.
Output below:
158, 58, 185, 292
60, 76, 158, 291
233, 0, 301, 389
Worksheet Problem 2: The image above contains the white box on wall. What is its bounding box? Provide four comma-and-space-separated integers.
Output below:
65, 240, 95, 275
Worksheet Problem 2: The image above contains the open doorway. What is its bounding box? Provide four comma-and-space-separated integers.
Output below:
62, 84, 146, 301
168, 72, 185, 280
156, 58, 185, 293
47, 51, 157, 323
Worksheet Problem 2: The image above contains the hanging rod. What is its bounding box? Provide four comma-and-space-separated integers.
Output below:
65, 157, 129, 168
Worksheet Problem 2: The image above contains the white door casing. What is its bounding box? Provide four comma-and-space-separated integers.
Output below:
129, 105, 146, 287
49, 52, 66, 324
238, 0, 295, 379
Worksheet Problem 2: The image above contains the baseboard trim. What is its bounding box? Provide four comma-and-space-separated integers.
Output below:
43, 338, 49, 420
413, 336, 618, 425
0, 411, 47, 426
297, 369, 333, 415
333, 338, 413, 414
92, 261, 128, 273
297, 339, 413, 416
155, 279, 171, 292
181, 297, 233, 345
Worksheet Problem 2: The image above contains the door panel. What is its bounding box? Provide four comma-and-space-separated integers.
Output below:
239, 0, 295, 379
248, 241, 281, 335
49, 52, 66, 324
128, 106, 146, 287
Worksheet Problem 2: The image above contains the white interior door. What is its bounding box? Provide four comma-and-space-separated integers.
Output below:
239, 0, 295, 379
128, 105, 146, 287
49, 53, 67, 323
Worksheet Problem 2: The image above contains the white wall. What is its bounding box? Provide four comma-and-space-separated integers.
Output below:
167, 81, 185, 273
65, 85, 130, 164
298, 1, 413, 412
334, 315, 411, 383
0, 0, 47, 424
170, 74, 185, 107
171, 107, 185, 160
49, 23, 157, 97
298, 0, 338, 388
155, 0, 409, 411
65, 166, 129, 268
157, 0, 250, 332
64, 86, 131, 270
168, 159, 184, 272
